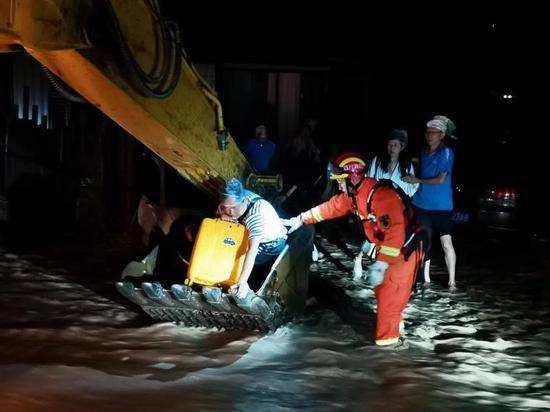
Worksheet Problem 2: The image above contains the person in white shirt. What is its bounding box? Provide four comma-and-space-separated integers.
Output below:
217, 178, 287, 297
368, 129, 419, 198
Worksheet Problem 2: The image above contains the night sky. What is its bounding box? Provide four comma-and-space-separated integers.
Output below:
166, 6, 545, 142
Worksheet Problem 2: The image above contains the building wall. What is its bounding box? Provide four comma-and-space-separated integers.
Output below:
0, 54, 145, 242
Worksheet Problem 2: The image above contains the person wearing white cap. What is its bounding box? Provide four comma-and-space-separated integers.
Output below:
403, 116, 457, 288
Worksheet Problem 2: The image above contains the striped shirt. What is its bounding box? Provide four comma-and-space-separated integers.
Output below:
242, 198, 287, 243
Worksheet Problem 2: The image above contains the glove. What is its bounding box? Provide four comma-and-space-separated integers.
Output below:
360, 240, 376, 257
365, 260, 389, 287
280, 216, 303, 234
353, 240, 377, 281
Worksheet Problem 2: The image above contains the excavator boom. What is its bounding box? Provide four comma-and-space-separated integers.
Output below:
0, 1, 313, 331
0, 0, 251, 196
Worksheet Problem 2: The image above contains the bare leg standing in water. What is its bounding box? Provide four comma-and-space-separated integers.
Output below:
423, 235, 456, 287
423, 259, 431, 283
441, 234, 456, 287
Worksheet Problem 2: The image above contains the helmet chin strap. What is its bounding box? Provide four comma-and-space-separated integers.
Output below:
346, 175, 365, 195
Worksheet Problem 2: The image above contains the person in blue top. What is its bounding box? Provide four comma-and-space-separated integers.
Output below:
403, 116, 457, 288
242, 125, 277, 172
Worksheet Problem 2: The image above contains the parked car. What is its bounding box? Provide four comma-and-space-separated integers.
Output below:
452, 138, 522, 231
477, 186, 519, 230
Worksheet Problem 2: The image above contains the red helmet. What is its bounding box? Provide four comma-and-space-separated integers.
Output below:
330, 152, 367, 180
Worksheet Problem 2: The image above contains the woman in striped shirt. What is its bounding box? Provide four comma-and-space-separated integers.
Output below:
218, 178, 287, 298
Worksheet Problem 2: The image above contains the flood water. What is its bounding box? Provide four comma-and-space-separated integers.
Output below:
1, 231, 549, 411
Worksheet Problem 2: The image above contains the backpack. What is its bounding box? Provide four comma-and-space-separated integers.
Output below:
362, 179, 426, 261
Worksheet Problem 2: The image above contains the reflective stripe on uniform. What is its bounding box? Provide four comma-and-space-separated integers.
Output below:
329, 173, 349, 180
339, 157, 365, 167
375, 336, 399, 346
311, 207, 324, 222
379, 245, 400, 257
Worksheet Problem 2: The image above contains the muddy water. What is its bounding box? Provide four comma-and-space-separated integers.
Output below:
0, 238, 548, 412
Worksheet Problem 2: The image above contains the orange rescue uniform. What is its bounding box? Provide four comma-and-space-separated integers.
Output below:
301, 177, 423, 345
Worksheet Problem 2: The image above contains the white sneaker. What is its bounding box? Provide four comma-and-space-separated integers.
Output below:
375, 338, 409, 351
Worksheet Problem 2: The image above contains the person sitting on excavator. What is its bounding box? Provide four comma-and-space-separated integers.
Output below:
282, 152, 425, 349
218, 178, 287, 298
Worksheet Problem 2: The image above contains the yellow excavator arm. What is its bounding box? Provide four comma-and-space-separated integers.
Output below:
0, 0, 251, 197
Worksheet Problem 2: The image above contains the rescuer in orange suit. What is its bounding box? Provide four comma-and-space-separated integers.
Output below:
282, 152, 424, 348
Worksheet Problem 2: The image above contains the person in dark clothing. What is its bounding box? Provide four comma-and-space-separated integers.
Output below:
281, 122, 324, 213
125, 155, 203, 287
124, 194, 200, 287
152, 213, 198, 284
242, 125, 277, 172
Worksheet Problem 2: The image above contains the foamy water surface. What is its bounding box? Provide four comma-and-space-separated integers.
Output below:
0, 237, 549, 412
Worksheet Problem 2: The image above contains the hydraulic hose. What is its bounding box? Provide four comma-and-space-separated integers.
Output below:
102, 0, 181, 98
41, 66, 87, 103
201, 86, 225, 132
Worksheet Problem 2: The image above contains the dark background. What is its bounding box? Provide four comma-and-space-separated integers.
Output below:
165, 5, 547, 233
0, 5, 547, 242
170, 5, 544, 141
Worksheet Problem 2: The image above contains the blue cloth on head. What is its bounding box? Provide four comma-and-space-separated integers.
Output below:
224, 178, 245, 202
223, 178, 260, 203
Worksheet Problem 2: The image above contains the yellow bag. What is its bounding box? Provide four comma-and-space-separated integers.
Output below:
186, 218, 249, 287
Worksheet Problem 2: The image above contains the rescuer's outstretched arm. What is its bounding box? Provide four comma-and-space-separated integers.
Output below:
282, 192, 356, 235
282, 193, 354, 234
